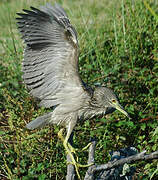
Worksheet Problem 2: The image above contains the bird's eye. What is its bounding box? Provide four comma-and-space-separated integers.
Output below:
112, 99, 116, 103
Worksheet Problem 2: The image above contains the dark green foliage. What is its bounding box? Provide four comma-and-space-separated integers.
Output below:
0, 0, 157, 179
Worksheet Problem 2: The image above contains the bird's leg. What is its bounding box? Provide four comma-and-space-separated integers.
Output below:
58, 126, 91, 153
58, 128, 81, 179
58, 128, 65, 142
64, 132, 94, 167
58, 126, 94, 180
58, 129, 76, 154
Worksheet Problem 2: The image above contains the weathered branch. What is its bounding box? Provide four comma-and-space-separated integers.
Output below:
66, 133, 75, 180
66, 154, 75, 180
96, 147, 138, 179
84, 140, 96, 180
91, 150, 158, 173
66, 138, 158, 179
85, 145, 158, 179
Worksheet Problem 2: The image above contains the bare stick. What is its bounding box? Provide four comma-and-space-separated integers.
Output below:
66, 136, 158, 179
66, 154, 75, 180
84, 140, 96, 180
87, 150, 158, 175
66, 133, 75, 180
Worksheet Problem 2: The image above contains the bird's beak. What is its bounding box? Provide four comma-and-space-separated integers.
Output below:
114, 103, 131, 119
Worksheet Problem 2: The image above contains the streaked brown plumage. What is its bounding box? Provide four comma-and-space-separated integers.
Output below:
16, 3, 130, 179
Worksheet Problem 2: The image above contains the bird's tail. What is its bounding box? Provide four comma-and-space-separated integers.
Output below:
26, 112, 53, 130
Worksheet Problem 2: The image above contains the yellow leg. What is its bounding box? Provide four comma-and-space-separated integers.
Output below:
68, 142, 92, 153
58, 129, 81, 179
81, 142, 92, 151
58, 129, 93, 179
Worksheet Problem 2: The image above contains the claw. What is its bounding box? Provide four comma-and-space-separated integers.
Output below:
68, 143, 77, 154
81, 142, 92, 151
67, 161, 94, 168
68, 142, 92, 153
58, 129, 93, 179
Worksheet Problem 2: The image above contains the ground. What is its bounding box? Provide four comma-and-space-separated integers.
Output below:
0, 0, 158, 179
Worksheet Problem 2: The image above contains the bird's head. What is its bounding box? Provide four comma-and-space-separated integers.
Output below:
92, 86, 130, 118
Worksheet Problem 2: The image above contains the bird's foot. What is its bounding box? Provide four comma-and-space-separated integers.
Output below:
64, 142, 81, 179
68, 161, 94, 168
66, 151, 94, 179
81, 142, 92, 151
67, 143, 77, 154
58, 129, 94, 179
64, 141, 94, 179
68, 142, 92, 153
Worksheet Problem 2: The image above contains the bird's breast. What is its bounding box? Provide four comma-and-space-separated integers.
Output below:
78, 107, 104, 121
78, 106, 116, 122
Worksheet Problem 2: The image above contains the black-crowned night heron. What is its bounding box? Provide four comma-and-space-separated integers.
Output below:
16, 3, 130, 179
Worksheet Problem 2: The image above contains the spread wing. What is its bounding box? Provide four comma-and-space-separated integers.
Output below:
16, 3, 86, 108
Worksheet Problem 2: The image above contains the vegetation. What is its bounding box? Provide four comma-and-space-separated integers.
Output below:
0, 0, 157, 179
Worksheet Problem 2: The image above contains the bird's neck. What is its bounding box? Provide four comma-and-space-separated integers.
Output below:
78, 102, 106, 120
78, 98, 115, 121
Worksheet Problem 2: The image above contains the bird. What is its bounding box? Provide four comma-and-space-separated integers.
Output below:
16, 3, 130, 179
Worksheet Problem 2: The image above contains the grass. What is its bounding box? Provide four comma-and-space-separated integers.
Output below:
0, 0, 158, 179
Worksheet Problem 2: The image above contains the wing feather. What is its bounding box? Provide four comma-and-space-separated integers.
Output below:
17, 3, 87, 109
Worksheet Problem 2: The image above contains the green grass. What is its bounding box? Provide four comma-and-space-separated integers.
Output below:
0, 0, 158, 179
